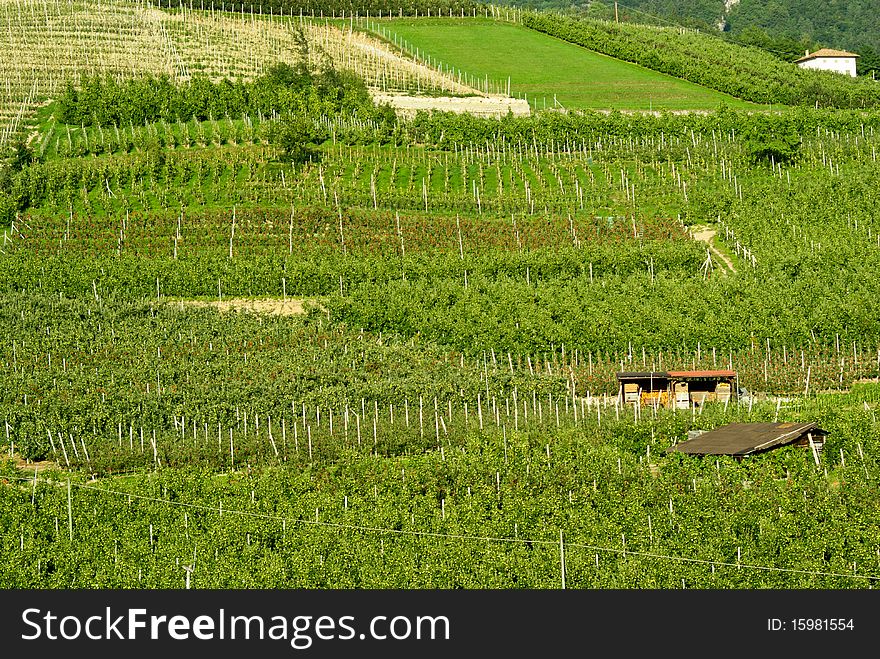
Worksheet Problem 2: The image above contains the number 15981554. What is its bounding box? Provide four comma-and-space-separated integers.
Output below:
768, 618, 855, 631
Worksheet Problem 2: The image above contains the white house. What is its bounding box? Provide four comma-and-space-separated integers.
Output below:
795, 48, 859, 77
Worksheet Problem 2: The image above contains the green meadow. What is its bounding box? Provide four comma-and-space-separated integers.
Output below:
375, 18, 757, 110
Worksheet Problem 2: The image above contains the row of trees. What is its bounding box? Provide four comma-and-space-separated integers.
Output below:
57, 60, 375, 129
4, 406, 877, 588
403, 104, 880, 170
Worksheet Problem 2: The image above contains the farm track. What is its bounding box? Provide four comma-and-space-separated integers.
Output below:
690, 225, 737, 274
170, 297, 321, 316
371, 91, 530, 118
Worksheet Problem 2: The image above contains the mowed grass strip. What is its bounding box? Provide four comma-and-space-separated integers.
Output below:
378, 18, 756, 110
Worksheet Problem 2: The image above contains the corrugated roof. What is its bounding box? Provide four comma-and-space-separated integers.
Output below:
666, 370, 736, 378
616, 370, 735, 380
616, 371, 668, 380
796, 48, 860, 63
667, 422, 827, 456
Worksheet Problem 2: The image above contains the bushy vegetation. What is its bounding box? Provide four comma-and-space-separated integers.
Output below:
57, 61, 376, 128
4, 399, 880, 588
729, 0, 880, 56
407, 103, 880, 146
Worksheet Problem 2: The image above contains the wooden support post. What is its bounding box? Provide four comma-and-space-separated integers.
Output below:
67, 480, 73, 542
808, 432, 820, 467
560, 530, 566, 589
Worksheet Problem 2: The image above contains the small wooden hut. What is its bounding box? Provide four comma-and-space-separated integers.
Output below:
616, 370, 737, 409
667, 421, 829, 463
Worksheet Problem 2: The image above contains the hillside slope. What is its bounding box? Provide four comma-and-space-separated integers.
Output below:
0, 0, 478, 153
376, 17, 754, 110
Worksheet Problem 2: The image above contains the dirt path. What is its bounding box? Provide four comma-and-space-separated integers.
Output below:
372, 92, 531, 118
690, 225, 737, 273
171, 297, 322, 316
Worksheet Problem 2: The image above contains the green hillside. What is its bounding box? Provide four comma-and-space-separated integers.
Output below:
374, 17, 755, 110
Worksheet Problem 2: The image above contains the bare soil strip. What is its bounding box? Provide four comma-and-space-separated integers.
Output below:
9, 453, 57, 473
372, 92, 531, 118
171, 298, 320, 316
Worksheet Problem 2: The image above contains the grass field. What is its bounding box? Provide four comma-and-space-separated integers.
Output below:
374, 18, 757, 110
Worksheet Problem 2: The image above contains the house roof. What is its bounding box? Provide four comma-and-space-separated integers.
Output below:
667, 422, 828, 456
796, 48, 860, 63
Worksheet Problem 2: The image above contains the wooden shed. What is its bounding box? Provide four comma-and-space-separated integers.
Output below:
667, 422, 828, 462
617, 370, 737, 409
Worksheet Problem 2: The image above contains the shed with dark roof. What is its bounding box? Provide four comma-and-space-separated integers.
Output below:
667, 422, 828, 461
